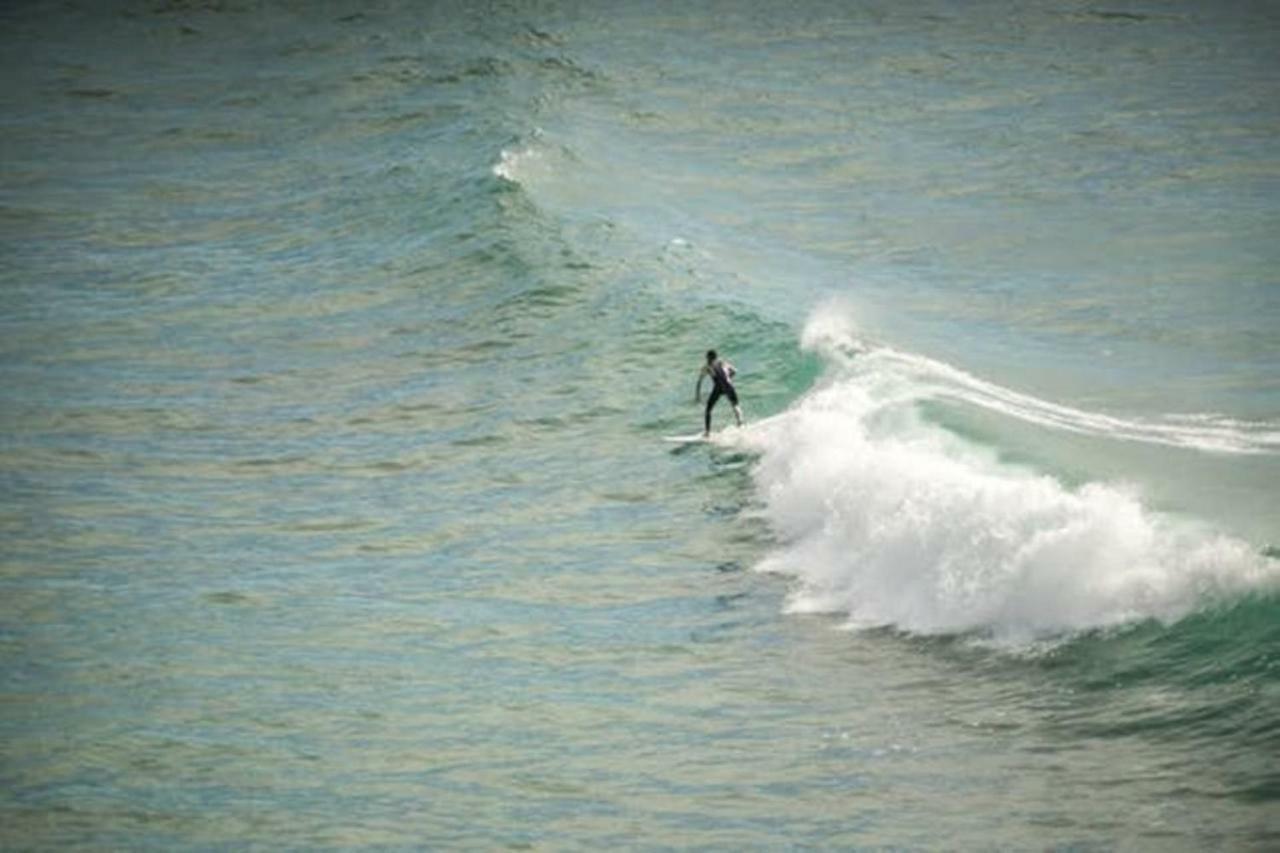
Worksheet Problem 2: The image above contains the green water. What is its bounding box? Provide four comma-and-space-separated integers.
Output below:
2, 0, 1278, 848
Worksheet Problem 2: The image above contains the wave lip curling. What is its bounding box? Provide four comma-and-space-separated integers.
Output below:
736, 305, 1279, 645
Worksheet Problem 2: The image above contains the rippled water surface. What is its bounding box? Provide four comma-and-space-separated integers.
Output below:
2, 1, 1278, 848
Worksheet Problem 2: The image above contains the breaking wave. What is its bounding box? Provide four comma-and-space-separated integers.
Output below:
734, 302, 1280, 644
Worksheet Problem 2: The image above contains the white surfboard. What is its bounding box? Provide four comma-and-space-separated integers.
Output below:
662, 433, 708, 444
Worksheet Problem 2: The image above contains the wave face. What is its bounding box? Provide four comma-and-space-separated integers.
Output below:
738, 303, 1280, 643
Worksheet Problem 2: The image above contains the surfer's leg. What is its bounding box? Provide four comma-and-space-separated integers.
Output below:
726, 387, 742, 427
705, 387, 722, 435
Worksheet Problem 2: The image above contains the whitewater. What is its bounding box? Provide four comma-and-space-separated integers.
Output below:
732, 303, 1278, 644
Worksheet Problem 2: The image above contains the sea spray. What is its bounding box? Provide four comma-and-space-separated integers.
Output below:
734, 304, 1280, 644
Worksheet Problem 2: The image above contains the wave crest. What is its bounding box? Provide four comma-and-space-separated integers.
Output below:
735, 303, 1280, 644
801, 301, 1280, 456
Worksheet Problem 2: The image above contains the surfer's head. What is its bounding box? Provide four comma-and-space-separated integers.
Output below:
706, 349, 717, 362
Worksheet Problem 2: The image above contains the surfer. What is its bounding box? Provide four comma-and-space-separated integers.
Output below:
695, 349, 743, 436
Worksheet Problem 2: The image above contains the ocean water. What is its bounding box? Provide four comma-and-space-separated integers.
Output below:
2, 0, 1278, 848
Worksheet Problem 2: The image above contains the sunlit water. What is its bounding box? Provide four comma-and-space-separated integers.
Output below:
2, 1, 1278, 848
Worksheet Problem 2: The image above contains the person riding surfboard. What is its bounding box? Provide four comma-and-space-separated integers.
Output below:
695, 349, 743, 436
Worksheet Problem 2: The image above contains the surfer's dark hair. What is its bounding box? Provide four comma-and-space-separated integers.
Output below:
706, 349, 717, 361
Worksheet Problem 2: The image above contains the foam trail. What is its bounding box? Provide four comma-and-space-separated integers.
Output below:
803, 301, 1280, 456
731, 304, 1280, 644
882, 349, 1280, 455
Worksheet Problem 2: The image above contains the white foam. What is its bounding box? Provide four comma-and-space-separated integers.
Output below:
884, 348, 1280, 456
730, 303, 1280, 644
491, 145, 536, 183
491, 130, 547, 184
806, 308, 1280, 457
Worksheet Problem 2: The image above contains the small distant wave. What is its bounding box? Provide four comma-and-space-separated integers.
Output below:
492, 143, 537, 183
729, 302, 1280, 645
491, 130, 561, 186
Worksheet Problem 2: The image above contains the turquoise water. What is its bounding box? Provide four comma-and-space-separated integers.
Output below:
2, 0, 1278, 848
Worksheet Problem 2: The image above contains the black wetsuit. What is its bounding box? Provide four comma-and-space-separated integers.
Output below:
705, 359, 738, 433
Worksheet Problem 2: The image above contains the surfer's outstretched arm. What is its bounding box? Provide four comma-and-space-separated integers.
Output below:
694, 366, 707, 402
